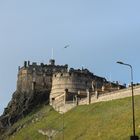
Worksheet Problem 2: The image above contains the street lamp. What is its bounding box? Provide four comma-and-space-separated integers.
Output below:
116, 61, 139, 140
62, 111, 64, 140
58, 110, 64, 140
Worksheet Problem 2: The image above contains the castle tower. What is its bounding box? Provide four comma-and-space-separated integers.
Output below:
50, 69, 93, 105
17, 59, 68, 93
49, 59, 55, 66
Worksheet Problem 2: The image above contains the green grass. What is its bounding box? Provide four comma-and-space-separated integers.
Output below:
7, 95, 140, 140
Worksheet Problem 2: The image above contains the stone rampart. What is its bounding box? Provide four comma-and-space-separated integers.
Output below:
50, 71, 93, 103
92, 85, 140, 103
78, 85, 140, 105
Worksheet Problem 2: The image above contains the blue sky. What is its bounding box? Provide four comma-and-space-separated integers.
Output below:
0, 0, 140, 114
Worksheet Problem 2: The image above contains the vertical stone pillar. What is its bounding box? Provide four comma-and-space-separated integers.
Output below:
73, 95, 75, 104
117, 86, 120, 90
78, 90, 80, 96
102, 85, 105, 92
75, 95, 78, 106
86, 89, 91, 105
92, 81, 95, 92
64, 89, 68, 105
95, 90, 98, 99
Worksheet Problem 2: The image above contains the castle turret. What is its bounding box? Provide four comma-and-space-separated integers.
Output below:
50, 70, 93, 105
24, 61, 27, 68
49, 59, 55, 66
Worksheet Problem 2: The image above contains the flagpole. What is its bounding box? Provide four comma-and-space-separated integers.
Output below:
51, 48, 54, 59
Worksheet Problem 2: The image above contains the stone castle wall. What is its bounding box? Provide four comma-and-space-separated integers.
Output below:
17, 60, 68, 93
78, 85, 140, 105
17, 66, 52, 93
50, 70, 93, 102
17, 68, 32, 92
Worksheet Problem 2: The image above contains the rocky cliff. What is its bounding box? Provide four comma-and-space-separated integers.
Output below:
0, 89, 50, 140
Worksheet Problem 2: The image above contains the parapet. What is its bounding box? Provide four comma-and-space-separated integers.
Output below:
53, 68, 94, 79
18, 59, 68, 74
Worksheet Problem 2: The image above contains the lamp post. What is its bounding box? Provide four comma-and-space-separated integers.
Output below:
62, 111, 64, 140
116, 61, 139, 140
59, 110, 64, 140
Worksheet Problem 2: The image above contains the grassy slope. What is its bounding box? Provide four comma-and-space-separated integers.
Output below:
7, 95, 140, 140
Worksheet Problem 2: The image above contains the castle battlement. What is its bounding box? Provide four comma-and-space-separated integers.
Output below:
53, 69, 93, 78
19, 60, 68, 73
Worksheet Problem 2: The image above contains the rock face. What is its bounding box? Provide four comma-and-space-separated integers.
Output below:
0, 90, 50, 139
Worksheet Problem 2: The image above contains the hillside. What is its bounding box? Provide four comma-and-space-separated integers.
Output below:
5, 95, 140, 140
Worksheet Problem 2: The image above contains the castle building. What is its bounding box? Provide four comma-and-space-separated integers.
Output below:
17, 59, 68, 93
50, 68, 104, 103
17, 59, 126, 106
0, 59, 126, 137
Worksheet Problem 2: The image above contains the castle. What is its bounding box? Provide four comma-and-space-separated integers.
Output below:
0, 59, 127, 138
0, 59, 138, 139
17, 59, 126, 109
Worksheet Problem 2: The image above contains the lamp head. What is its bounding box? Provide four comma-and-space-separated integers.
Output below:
116, 61, 124, 65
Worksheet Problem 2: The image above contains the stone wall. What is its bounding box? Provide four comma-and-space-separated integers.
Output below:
17, 60, 68, 93
92, 85, 140, 103
78, 85, 140, 105
50, 71, 93, 104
